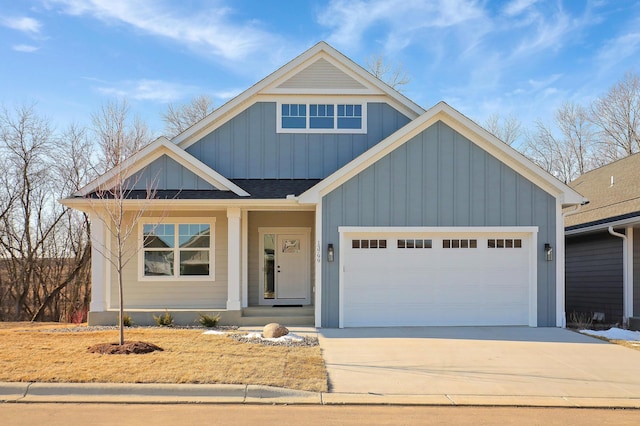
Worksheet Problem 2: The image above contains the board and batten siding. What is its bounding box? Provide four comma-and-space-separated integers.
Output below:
108, 211, 228, 309
186, 102, 411, 179
131, 154, 215, 190
321, 121, 558, 327
565, 231, 623, 324
247, 211, 315, 306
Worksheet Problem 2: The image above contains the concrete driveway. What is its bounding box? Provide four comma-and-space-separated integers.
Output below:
317, 327, 640, 405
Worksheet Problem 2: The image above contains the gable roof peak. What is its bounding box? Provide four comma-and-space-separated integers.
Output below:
173, 41, 425, 148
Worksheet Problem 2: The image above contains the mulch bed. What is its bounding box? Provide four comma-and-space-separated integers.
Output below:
87, 341, 164, 355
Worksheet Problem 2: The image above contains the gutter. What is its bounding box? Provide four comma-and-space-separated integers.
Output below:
608, 226, 632, 326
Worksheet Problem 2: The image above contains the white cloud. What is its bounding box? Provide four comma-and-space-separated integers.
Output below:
527, 74, 562, 90
506, 2, 599, 59
12, 44, 40, 52
317, 0, 487, 51
503, 0, 539, 17
0, 16, 42, 34
95, 79, 200, 103
595, 31, 640, 70
45, 0, 282, 62
212, 88, 243, 101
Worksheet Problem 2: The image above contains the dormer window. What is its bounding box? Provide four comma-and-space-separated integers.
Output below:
278, 101, 366, 133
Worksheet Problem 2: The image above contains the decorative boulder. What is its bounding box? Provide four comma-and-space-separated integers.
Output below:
263, 323, 289, 338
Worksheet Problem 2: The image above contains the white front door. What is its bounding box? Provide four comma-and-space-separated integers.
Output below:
259, 228, 311, 305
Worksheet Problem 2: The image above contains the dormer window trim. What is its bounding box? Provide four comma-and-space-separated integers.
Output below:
277, 99, 367, 134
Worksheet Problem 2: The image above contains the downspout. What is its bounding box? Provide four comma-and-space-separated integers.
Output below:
608, 226, 630, 326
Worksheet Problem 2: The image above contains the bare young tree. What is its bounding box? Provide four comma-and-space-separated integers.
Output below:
484, 113, 522, 146
88, 101, 160, 345
162, 95, 214, 138
590, 71, 640, 161
89, 165, 158, 345
366, 54, 412, 91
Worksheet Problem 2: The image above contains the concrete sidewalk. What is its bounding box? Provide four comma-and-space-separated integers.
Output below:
2, 327, 640, 408
2, 381, 640, 408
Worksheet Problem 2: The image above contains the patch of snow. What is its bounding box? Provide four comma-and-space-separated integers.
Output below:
580, 327, 640, 342
244, 332, 305, 343
202, 330, 228, 335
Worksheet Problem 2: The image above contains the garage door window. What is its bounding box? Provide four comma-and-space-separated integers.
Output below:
488, 239, 522, 248
352, 239, 387, 249
398, 239, 432, 249
443, 239, 477, 249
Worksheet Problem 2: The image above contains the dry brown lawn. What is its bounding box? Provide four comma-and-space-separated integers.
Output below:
610, 340, 640, 351
0, 322, 327, 392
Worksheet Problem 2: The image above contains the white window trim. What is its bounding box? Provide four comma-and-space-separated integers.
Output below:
138, 217, 216, 282
277, 100, 367, 134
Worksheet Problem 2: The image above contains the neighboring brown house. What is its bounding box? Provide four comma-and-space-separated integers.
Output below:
565, 153, 640, 325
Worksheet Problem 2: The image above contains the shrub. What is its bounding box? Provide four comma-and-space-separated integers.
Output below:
197, 313, 221, 328
120, 313, 133, 327
153, 310, 174, 327
567, 311, 593, 330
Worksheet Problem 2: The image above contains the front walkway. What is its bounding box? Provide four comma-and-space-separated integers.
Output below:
317, 327, 640, 405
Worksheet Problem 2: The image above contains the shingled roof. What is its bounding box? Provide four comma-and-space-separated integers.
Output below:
565, 153, 640, 229
88, 179, 322, 200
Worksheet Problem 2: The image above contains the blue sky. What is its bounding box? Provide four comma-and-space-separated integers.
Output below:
1, 0, 639, 140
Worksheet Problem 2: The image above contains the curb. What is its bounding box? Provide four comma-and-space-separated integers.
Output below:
2, 382, 640, 408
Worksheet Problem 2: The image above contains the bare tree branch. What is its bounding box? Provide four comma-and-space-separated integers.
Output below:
366, 54, 412, 91
590, 70, 640, 160
162, 95, 214, 138
92, 99, 152, 172
484, 113, 522, 146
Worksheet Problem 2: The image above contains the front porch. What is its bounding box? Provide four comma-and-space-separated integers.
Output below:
87, 207, 319, 327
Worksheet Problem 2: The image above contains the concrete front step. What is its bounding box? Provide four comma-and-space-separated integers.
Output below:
239, 306, 314, 326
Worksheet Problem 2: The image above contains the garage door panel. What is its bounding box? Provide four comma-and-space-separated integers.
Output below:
342, 232, 532, 327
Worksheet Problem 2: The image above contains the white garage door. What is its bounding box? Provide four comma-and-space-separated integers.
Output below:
341, 229, 536, 327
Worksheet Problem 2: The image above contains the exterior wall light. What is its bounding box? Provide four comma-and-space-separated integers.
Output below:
544, 243, 553, 261
327, 243, 334, 262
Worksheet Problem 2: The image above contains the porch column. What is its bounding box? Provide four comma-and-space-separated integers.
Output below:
89, 218, 107, 312
226, 207, 242, 310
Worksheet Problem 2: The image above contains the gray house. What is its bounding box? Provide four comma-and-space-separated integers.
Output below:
565, 153, 640, 326
62, 42, 585, 328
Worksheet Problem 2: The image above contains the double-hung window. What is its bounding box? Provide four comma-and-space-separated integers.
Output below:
278, 101, 366, 133
141, 220, 214, 279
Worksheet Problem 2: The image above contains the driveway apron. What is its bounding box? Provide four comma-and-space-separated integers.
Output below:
317, 327, 640, 398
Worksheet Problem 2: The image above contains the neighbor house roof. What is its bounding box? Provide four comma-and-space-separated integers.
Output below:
565, 152, 640, 230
